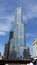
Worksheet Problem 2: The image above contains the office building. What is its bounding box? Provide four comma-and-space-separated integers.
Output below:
4, 42, 9, 59
9, 6, 26, 59
9, 32, 14, 59
23, 47, 30, 59
9, 6, 30, 60
0, 52, 2, 60
33, 38, 37, 57
9, 32, 13, 40
0, 52, 1, 56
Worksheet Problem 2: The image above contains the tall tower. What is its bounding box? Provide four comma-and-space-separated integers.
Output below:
13, 6, 26, 59
9, 6, 30, 59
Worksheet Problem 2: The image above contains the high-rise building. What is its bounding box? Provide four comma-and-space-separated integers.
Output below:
23, 47, 30, 59
9, 32, 13, 39
33, 38, 37, 58
4, 42, 9, 59
0, 52, 1, 56
9, 6, 30, 60
0, 52, 2, 60
8, 32, 13, 59
14, 6, 26, 59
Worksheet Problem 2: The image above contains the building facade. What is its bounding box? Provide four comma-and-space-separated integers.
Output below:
33, 38, 37, 57
9, 6, 30, 60
4, 42, 9, 59
9, 32, 13, 59
13, 6, 26, 59
23, 47, 30, 59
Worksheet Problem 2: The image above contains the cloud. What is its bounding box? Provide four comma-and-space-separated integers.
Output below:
0, 23, 10, 31
0, 0, 37, 35
0, 15, 15, 22
26, 33, 37, 38
0, 14, 15, 35
0, 31, 6, 35
22, 0, 37, 24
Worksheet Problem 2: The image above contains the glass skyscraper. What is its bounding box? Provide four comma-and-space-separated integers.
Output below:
13, 6, 26, 59
9, 6, 26, 59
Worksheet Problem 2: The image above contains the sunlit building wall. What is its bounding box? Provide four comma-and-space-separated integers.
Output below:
33, 38, 37, 57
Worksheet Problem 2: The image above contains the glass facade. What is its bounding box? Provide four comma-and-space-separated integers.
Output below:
13, 6, 26, 59
9, 6, 26, 59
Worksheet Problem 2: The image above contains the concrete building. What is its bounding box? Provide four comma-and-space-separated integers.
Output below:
33, 38, 37, 57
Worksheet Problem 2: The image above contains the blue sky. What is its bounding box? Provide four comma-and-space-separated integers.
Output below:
0, 0, 37, 57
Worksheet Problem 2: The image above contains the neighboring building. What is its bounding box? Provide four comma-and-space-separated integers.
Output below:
23, 47, 30, 59
9, 32, 13, 40
8, 32, 13, 59
33, 59, 37, 65
0, 52, 2, 60
4, 42, 9, 59
0, 52, 1, 56
9, 38, 16, 59
33, 38, 37, 57
0, 56, 2, 60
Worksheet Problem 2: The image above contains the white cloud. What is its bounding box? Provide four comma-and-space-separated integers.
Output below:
22, 1, 37, 24
0, 14, 15, 35
23, 15, 28, 24
0, 23, 10, 32
26, 33, 37, 38
0, 31, 6, 35
0, 4, 37, 35
0, 15, 15, 22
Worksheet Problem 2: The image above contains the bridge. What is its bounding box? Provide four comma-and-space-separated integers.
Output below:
0, 59, 33, 65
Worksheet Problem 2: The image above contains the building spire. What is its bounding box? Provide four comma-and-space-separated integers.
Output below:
20, 3, 21, 9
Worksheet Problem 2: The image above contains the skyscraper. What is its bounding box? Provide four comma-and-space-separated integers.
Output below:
9, 31, 14, 59
4, 42, 9, 59
13, 6, 26, 59
9, 6, 30, 60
